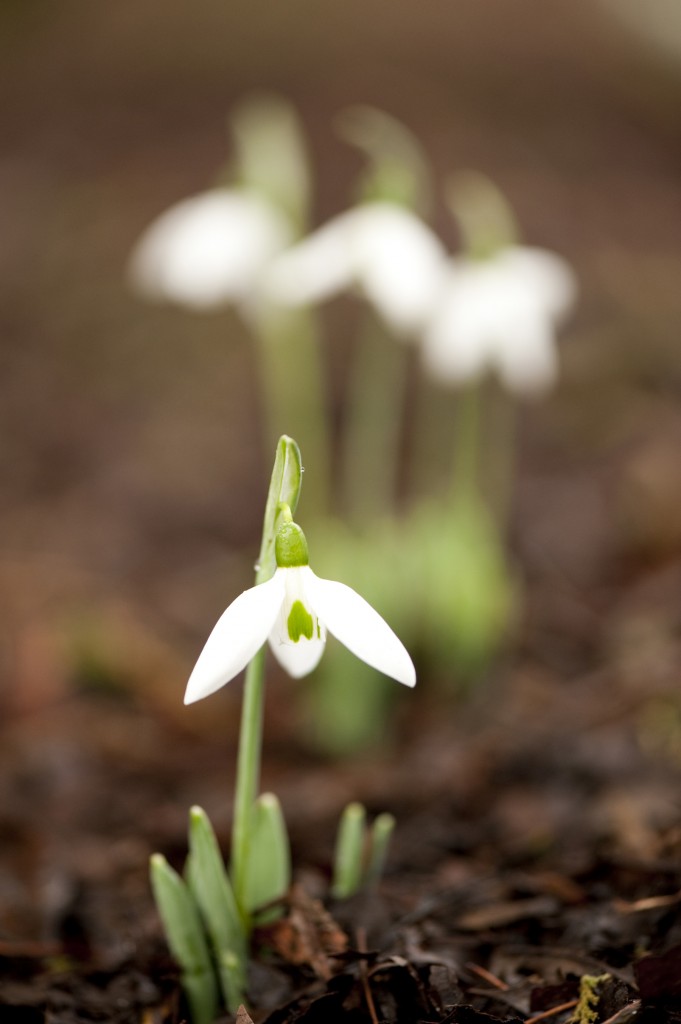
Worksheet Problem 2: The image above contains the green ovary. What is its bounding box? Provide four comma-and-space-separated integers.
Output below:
287, 600, 314, 643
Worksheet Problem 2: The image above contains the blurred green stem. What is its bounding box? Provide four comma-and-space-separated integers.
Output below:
409, 377, 459, 500
342, 311, 408, 524
486, 389, 517, 535
451, 384, 482, 503
253, 306, 330, 519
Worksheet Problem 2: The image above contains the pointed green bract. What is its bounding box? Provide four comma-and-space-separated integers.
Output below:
188, 807, 248, 1012
242, 793, 291, 923
257, 436, 303, 584
149, 853, 218, 1024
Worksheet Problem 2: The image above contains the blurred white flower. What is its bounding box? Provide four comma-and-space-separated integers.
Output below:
421, 246, 577, 394
266, 202, 447, 334
128, 189, 294, 311
184, 563, 416, 704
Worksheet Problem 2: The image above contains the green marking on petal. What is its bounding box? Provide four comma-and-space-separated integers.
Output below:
287, 600, 314, 643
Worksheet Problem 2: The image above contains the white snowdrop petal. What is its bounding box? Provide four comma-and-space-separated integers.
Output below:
496, 316, 558, 395
422, 267, 496, 382
184, 574, 286, 704
269, 633, 326, 678
354, 205, 447, 333
267, 566, 326, 678
306, 572, 416, 687
421, 245, 574, 394
503, 247, 577, 321
129, 190, 292, 309
266, 202, 446, 332
265, 214, 357, 306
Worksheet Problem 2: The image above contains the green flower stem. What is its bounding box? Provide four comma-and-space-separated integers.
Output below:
253, 306, 331, 519
231, 647, 266, 920
342, 311, 409, 525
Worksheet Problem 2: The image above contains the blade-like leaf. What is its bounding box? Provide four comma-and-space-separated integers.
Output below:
242, 793, 291, 922
149, 853, 218, 1024
365, 812, 395, 887
331, 802, 366, 900
188, 807, 248, 1012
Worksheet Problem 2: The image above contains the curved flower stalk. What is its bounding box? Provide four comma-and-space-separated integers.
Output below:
127, 95, 331, 515
336, 104, 433, 217
266, 200, 446, 335
265, 172, 445, 524
421, 245, 577, 395
184, 517, 416, 705
266, 103, 443, 336
128, 95, 310, 313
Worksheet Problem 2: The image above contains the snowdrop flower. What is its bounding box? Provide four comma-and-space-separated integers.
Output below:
128, 189, 294, 311
422, 246, 577, 395
184, 521, 416, 704
266, 201, 447, 335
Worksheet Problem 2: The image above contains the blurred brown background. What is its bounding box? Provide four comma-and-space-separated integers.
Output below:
2, 0, 681, 952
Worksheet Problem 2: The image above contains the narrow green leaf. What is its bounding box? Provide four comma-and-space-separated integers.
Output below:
331, 802, 367, 900
149, 853, 218, 1024
365, 812, 395, 888
257, 436, 302, 584
188, 807, 248, 1012
242, 793, 291, 923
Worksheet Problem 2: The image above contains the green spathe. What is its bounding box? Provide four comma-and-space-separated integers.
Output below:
275, 520, 309, 568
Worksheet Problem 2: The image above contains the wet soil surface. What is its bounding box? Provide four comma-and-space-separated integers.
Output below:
3, 610, 681, 1024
